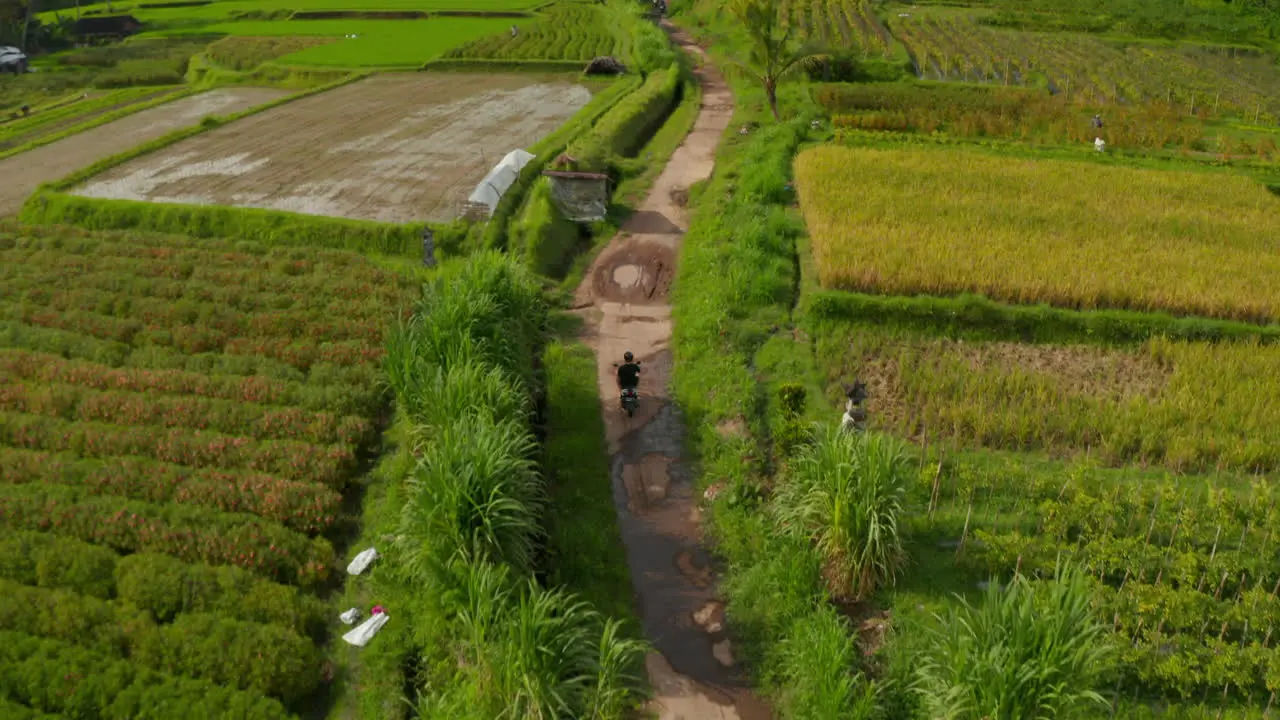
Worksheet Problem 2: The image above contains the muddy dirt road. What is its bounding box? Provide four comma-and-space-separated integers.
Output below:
0, 88, 285, 217
72, 74, 591, 224
572, 23, 769, 720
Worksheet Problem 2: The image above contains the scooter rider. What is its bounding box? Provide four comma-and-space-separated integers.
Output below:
616, 351, 641, 391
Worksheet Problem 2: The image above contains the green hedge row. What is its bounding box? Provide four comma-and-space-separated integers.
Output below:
0, 631, 293, 719
805, 289, 1280, 345
480, 75, 642, 251
0, 698, 58, 720
20, 191, 467, 261
0, 482, 332, 588
117, 553, 327, 637
510, 176, 582, 277
0, 533, 326, 637
0, 579, 322, 703
565, 62, 682, 174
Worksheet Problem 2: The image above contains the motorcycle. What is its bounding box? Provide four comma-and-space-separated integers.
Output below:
612, 361, 642, 417
620, 387, 639, 417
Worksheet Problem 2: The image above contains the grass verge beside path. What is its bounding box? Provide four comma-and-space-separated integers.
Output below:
667, 71, 879, 715
542, 339, 638, 625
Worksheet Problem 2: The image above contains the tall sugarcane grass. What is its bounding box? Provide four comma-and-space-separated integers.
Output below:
384, 252, 645, 717
794, 145, 1280, 323
912, 563, 1114, 720
397, 414, 545, 583
386, 251, 546, 399
417, 561, 646, 720
774, 426, 912, 602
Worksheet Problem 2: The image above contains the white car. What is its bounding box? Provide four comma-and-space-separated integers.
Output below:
0, 46, 28, 72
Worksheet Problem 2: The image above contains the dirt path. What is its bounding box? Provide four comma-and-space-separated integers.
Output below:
0, 88, 286, 217
571, 23, 770, 720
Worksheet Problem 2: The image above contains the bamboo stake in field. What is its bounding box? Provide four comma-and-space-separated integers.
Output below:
956, 496, 974, 562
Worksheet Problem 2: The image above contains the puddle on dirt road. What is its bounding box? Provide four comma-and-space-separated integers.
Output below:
612, 264, 643, 288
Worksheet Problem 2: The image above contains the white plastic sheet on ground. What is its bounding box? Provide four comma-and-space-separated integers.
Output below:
464, 149, 535, 218
342, 612, 389, 647
346, 547, 379, 576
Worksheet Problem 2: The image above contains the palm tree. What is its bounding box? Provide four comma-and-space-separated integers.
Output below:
727, 0, 824, 121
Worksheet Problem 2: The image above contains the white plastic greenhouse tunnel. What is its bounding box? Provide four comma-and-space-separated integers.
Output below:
463, 149, 536, 219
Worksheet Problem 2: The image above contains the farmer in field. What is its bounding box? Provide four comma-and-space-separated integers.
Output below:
1093, 114, 1103, 129
511, 24, 518, 37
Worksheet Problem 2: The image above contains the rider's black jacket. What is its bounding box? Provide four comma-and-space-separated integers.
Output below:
616, 362, 641, 389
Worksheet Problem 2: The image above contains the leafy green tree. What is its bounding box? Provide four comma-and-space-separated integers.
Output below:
727, 0, 823, 121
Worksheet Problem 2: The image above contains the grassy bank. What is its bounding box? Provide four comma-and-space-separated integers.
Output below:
329, 254, 645, 719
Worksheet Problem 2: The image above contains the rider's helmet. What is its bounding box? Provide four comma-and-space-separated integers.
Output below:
624, 351, 634, 362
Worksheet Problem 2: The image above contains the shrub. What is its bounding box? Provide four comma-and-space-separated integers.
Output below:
774, 428, 912, 601
776, 607, 879, 720
0, 483, 332, 588
386, 251, 546, 396
131, 612, 322, 704
913, 564, 1114, 719
0, 531, 118, 599
115, 553, 327, 637
22, 191, 468, 262
0, 631, 292, 719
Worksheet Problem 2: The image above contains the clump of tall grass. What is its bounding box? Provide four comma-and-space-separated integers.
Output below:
418, 562, 647, 720
774, 427, 911, 601
775, 605, 881, 720
912, 563, 1114, 719
397, 414, 545, 584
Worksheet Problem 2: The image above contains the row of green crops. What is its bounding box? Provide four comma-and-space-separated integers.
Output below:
0, 223, 419, 715
443, 4, 619, 62
336, 252, 646, 718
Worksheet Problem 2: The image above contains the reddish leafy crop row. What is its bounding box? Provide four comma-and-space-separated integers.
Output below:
0, 449, 340, 533
5, 288, 388, 344
0, 382, 371, 446
0, 581, 321, 703
0, 631, 292, 719
11, 306, 381, 369
0, 484, 333, 587
0, 413, 354, 487
0, 349, 377, 416
3, 266, 404, 320
6, 224, 408, 279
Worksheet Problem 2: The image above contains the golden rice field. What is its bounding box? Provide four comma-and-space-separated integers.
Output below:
794, 146, 1280, 322
813, 324, 1280, 475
